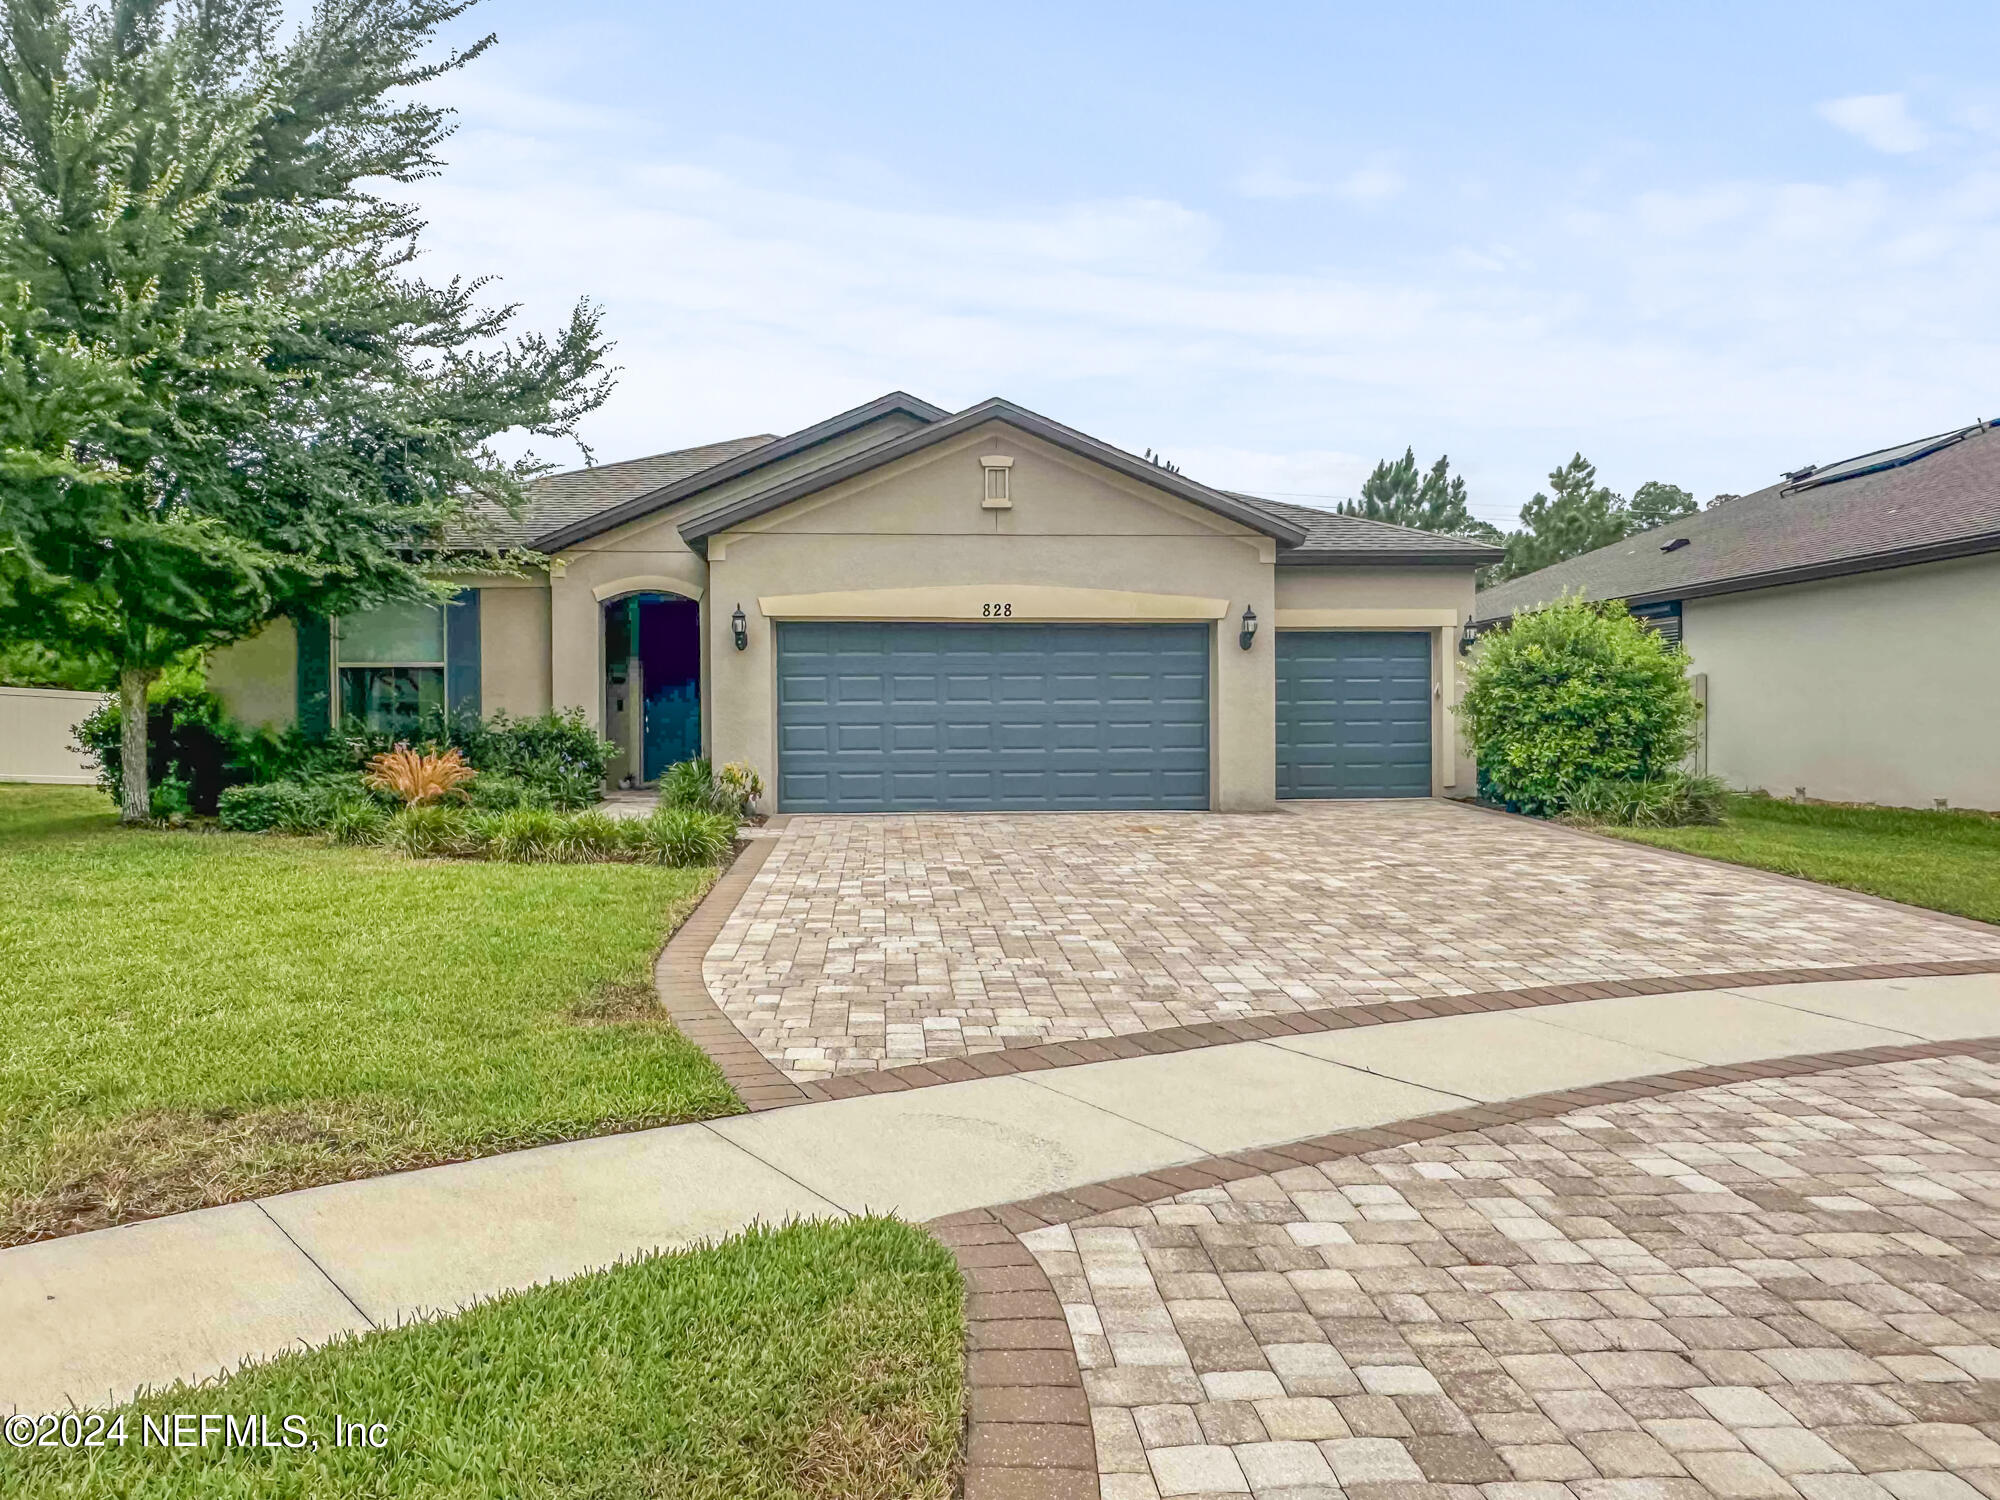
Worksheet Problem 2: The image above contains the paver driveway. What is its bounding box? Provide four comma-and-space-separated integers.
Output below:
1025, 1051, 2000, 1500
703, 801, 2000, 1083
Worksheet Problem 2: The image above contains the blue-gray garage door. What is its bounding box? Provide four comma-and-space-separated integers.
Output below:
1276, 631, 1432, 799
776, 621, 1209, 812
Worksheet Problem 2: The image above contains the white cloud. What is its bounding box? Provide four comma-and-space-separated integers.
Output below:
1332, 165, 1405, 204
407, 78, 2000, 513
1236, 160, 1402, 204
1818, 92, 1929, 154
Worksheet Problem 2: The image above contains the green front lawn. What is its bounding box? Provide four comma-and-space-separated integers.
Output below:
1600, 793, 2000, 925
0, 785, 739, 1246
0, 1216, 964, 1500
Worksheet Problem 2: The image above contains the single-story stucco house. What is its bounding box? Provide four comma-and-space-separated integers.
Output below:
209, 393, 1500, 812
1474, 420, 2000, 812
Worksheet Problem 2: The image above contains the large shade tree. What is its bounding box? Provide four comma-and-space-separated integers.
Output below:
0, 0, 612, 820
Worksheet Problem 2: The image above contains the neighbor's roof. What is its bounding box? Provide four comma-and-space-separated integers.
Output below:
1233, 496, 1506, 566
1474, 420, 2000, 624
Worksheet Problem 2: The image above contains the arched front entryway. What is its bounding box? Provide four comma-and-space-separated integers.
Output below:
601, 591, 700, 787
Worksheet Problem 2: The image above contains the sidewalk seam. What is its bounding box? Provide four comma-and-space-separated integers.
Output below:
690, 1122, 856, 1218
253, 1203, 377, 1332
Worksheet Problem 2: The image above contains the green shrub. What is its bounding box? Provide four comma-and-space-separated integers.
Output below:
217, 777, 377, 834
466, 772, 553, 812
470, 806, 566, 862
662, 757, 764, 817
717, 760, 765, 817
75, 690, 257, 816
639, 806, 737, 867
147, 774, 192, 822
558, 810, 630, 861
1458, 595, 1700, 817
219, 781, 321, 832
662, 757, 727, 812
82, 696, 616, 817
325, 800, 389, 845
1563, 772, 1729, 828
445, 708, 616, 810
382, 803, 478, 859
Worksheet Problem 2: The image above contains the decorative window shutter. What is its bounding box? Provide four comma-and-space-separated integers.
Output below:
445, 589, 482, 717
294, 614, 332, 735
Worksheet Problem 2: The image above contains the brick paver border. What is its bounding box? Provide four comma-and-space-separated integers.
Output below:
926, 1031, 2000, 1500
653, 818, 814, 1112
792, 956, 2000, 1103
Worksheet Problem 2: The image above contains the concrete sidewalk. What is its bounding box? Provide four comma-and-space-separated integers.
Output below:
7, 972, 2000, 1415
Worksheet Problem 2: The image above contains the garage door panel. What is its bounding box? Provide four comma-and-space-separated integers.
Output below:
777, 621, 1210, 812
1277, 631, 1431, 800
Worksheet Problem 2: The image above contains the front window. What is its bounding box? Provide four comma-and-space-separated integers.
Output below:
336, 602, 446, 734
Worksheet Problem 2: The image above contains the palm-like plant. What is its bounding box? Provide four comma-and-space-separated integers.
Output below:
363, 746, 477, 806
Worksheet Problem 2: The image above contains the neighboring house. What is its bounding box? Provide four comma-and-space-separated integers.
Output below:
209, 393, 1500, 812
1474, 421, 2000, 812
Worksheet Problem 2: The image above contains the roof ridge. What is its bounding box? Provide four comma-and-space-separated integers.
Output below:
533, 434, 778, 486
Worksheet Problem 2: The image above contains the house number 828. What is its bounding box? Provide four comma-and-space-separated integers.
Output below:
981, 603, 1013, 617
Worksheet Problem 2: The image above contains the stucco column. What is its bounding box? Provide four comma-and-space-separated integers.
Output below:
1212, 572, 1278, 812
706, 548, 773, 785
548, 563, 602, 728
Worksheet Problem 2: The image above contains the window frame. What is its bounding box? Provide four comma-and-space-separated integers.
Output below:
332, 602, 449, 731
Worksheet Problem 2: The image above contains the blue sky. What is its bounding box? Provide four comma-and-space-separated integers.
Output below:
412, 1, 2000, 528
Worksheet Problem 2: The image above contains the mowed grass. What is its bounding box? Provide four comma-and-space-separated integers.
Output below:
0, 785, 740, 1245
0, 1217, 965, 1500
1602, 793, 2000, 926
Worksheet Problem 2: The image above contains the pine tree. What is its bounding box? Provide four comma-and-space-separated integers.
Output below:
0, 0, 612, 820
1337, 448, 1502, 542
1484, 460, 1698, 584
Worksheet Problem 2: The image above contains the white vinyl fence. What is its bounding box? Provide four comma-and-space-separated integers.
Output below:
0, 686, 107, 784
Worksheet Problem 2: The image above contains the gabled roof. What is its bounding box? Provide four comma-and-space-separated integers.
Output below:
676, 397, 1313, 550
1474, 420, 2000, 625
532, 392, 948, 551
1232, 495, 1506, 566
465, 435, 777, 549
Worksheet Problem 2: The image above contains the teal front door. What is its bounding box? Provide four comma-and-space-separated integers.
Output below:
644, 682, 700, 782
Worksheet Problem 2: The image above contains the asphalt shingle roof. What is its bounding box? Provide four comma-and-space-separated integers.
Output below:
1229, 495, 1506, 564
1475, 421, 2000, 623
467, 435, 778, 548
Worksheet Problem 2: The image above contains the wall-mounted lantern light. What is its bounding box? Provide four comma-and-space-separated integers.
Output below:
1458, 618, 1478, 656
1238, 604, 1258, 651
731, 604, 748, 652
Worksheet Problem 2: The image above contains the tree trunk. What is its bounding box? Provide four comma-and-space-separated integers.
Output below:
118, 664, 160, 824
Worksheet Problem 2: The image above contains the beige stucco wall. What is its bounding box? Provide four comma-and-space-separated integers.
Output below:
542, 415, 927, 734
1273, 567, 1479, 796
474, 581, 554, 718
706, 420, 1280, 811
0, 686, 108, 783
1681, 554, 2000, 811
207, 618, 297, 729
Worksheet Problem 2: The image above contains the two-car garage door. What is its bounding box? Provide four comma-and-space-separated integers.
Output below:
776, 621, 1209, 812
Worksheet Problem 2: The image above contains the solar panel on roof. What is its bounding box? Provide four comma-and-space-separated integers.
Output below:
1783, 424, 1984, 493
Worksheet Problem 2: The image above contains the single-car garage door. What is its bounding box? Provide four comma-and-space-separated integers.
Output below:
776, 621, 1209, 812
1276, 631, 1431, 799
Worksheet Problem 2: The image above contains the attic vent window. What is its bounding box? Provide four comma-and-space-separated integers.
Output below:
1660, 536, 1690, 552
980, 455, 1013, 509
